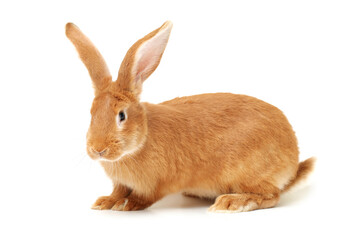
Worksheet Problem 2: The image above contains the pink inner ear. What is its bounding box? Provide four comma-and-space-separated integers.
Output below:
133, 28, 170, 82
136, 47, 159, 78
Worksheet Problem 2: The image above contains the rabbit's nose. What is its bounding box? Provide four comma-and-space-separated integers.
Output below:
92, 148, 108, 156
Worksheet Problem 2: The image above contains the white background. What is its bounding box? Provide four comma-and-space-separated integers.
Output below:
0, 0, 360, 239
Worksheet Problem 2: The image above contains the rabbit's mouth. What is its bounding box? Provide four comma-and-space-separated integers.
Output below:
87, 143, 143, 163
94, 152, 135, 163
86, 145, 118, 162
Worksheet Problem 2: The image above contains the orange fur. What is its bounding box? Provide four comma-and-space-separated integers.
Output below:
281, 157, 316, 193
66, 21, 315, 212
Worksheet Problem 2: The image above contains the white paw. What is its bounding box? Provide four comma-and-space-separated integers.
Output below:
111, 198, 129, 211
236, 201, 258, 212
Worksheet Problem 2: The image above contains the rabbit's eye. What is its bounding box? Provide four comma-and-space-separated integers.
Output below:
119, 111, 126, 122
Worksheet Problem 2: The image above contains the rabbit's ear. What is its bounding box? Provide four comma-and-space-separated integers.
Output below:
66, 23, 111, 94
116, 21, 173, 97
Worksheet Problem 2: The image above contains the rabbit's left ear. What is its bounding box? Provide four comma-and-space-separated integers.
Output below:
116, 21, 173, 97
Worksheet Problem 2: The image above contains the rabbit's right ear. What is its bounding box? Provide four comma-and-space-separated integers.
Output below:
66, 23, 111, 94
116, 21, 173, 98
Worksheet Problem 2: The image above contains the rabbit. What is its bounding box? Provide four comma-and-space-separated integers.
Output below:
65, 21, 315, 213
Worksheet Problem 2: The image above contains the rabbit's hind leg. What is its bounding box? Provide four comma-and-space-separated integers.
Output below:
208, 182, 280, 213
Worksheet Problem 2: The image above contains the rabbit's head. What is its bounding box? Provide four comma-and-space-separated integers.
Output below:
66, 21, 172, 161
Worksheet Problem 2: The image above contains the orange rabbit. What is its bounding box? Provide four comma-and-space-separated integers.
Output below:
66, 21, 315, 212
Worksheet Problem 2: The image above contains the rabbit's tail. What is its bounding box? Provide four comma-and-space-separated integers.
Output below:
281, 157, 316, 193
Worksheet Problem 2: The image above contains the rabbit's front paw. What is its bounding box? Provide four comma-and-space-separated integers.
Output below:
91, 196, 117, 210
111, 197, 151, 211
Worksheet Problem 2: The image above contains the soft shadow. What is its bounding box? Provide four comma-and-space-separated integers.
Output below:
91, 207, 156, 217
278, 185, 314, 207
90, 187, 313, 215
150, 193, 212, 210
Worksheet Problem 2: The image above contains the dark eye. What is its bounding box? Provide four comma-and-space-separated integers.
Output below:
119, 111, 126, 122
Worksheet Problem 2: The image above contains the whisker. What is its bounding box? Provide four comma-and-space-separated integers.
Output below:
71, 151, 88, 167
